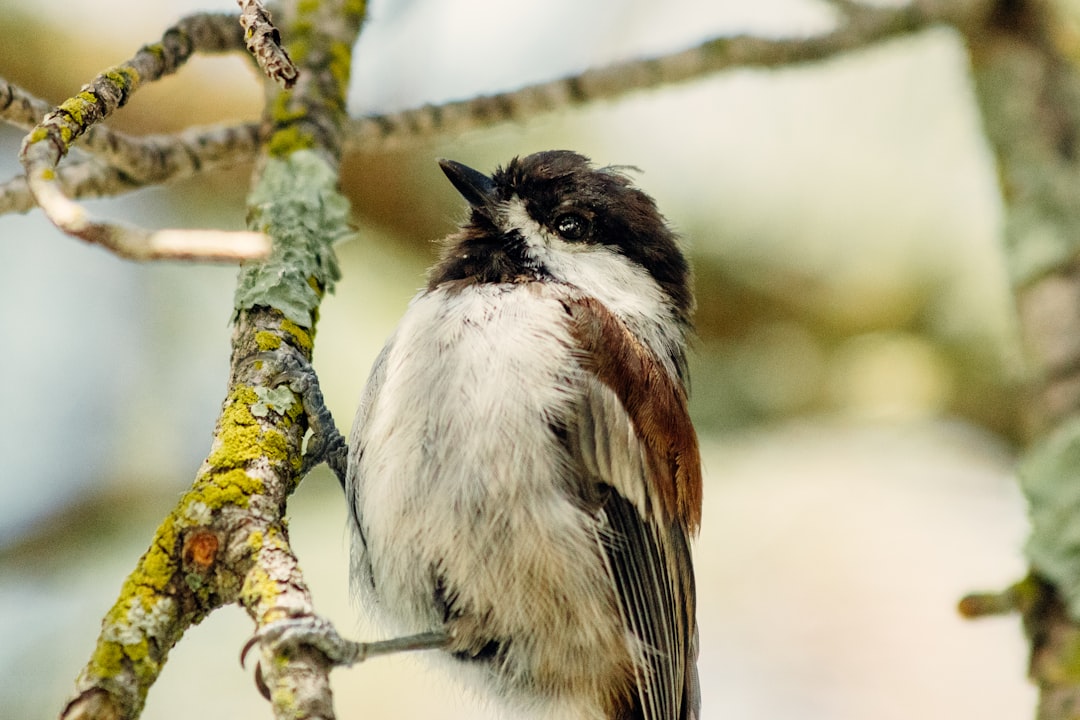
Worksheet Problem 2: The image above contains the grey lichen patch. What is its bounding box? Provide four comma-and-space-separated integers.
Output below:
1021, 416, 1080, 619
235, 150, 350, 327
252, 385, 300, 419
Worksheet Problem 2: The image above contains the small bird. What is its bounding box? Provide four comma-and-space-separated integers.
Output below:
347, 150, 702, 720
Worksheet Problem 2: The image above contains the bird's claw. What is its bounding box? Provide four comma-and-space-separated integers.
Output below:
241, 616, 451, 698
242, 615, 362, 700
246, 348, 348, 487
242, 615, 362, 669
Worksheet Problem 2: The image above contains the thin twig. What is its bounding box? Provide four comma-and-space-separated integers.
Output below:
237, 0, 298, 87
18, 13, 269, 261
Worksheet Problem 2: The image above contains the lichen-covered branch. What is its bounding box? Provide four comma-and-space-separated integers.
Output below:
229, 0, 365, 717
0, 76, 265, 215
0, 122, 264, 215
18, 13, 269, 261
57, 2, 363, 717
61, 374, 306, 720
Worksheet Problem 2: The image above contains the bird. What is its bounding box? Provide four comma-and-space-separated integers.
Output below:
346, 150, 702, 720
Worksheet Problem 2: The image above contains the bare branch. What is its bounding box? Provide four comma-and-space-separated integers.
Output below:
347, 0, 992, 150
238, 0, 298, 87
0, 75, 53, 129
18, 13, 269, 262
0, 122, 264, 216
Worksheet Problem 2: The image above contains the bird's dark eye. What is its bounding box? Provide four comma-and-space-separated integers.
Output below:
553, 212, 589, 241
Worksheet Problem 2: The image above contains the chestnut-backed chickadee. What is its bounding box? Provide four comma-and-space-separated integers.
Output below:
348, 151, 702, 719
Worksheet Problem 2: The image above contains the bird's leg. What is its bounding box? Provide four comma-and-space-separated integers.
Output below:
242, 616, 449, 697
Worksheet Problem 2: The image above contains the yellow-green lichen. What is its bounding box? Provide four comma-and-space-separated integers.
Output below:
57, 92, 95, 125
87, 635, 159, 698
139, 514, 179, 591
1052, 631, 1080, 682
205, 386, 291, 469
270, 92, 309, 125
280, 318, 313, 351
286, 34, 311, 64
241, 562, 283, 617
104, 66, 140, 95
201, 468, 265, 509
267, 125, 316, 157
271, 684, 298, 709
142, 42, 166, 61
89, 544, 181, 686
28, 126, 48, 144
255, 331, 283, 352
88, 639, 126, 678
40, 168, 55, 181
345, 0, 367, 18
123, 637, 151, 663
328, 41, 353, 90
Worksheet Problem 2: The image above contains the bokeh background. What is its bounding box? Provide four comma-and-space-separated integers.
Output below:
0, 0, 1035, 717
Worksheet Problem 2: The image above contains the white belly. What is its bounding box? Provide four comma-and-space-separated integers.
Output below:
348, 282, 628, 705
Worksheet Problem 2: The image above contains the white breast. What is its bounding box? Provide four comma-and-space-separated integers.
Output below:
350, 283, 613, 638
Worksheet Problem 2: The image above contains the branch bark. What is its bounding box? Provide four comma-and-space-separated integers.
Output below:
58, 1, 362, 718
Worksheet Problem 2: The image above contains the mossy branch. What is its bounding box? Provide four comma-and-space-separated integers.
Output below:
229, 2, 365, 716
17, 13, 269, 261
59, 1, 364, 718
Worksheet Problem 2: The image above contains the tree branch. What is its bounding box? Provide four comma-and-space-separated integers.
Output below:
346, 0, 992, 149
0, 122, 264, 215
230, 0, 365, 711
58, 1, 364, 716
237, 0, 298, 88
958, 1, 1080, 718
17, 13, 269, 261
1, 75, 265, 215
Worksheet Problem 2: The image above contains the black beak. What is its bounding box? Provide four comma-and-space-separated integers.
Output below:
438, 159, 496, 209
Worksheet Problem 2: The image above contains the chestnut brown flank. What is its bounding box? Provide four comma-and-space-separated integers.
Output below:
564, 296, 702, 532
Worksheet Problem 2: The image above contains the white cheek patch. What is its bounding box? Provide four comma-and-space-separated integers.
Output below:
500, 197, 681, 371
502, 198, 550, 252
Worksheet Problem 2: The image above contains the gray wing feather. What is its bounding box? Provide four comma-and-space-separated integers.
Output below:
579, 379, 699, 720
